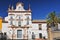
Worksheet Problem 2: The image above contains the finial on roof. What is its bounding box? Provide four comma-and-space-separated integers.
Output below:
8, 5, 10, 10
16, 2, 24, 6
11, 5, 14, 10
28, 4, 31, 11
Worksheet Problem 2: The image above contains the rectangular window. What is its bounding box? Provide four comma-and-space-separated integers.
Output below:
27, 16, 29, 25
39, 33, 42, 38
10, 16, 13, 25
17, 30, 22, 38
18, 21, 21, 26
10, 21, 13, 25
27, 21, 29, 25
18, 16, 21, 26
39, 24, 42, 30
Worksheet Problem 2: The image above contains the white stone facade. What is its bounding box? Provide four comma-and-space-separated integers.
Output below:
2, 2, 48, 39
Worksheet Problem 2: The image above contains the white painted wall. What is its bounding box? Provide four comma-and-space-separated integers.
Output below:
28, 23, 48, 39
2, 23, 11, 39
58, 23, 60, 30
4, 3, 48, 39
2, 22, 48, 39
2, 23, 8, 33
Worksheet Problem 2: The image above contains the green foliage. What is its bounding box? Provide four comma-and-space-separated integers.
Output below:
57, 14, 60, 23
46, 11, 58, 28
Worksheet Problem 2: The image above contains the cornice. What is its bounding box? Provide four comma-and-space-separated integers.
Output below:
8, 10, 31, 13
32, 20, 47, 23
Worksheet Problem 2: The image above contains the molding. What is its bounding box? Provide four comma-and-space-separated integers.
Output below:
2, 20, 8, 23
16, 19, 23, 21
9, 14, 15, 15
8, 10, 31, 13
32, 20, 46, 23
8, 26, 30, 28
25, 14, 31, 15
25, 19, 31, 20
32, 22, 46, 23
9, 19, 23, 21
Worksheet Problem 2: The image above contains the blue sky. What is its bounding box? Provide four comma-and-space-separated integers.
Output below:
0, 0, 60, 19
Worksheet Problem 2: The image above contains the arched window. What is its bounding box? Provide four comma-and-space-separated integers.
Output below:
18, 16, 21, 26
39, 24, 42, 30
27, 16, 29, 25
10, 16, 13, 25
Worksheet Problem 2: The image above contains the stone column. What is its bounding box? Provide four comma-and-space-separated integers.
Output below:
48, 28, 53, 40
24, 28, 28, 39
12, 28, 16, 39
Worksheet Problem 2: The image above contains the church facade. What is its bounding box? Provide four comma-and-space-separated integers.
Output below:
2, 2, 48, 40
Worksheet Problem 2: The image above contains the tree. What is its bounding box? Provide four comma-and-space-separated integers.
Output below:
47, 11, 58, 30
57, 14, 60, 23
58, 18, 60, 23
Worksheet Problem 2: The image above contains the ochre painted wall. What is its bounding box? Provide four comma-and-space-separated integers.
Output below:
0, 18, 2, 30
